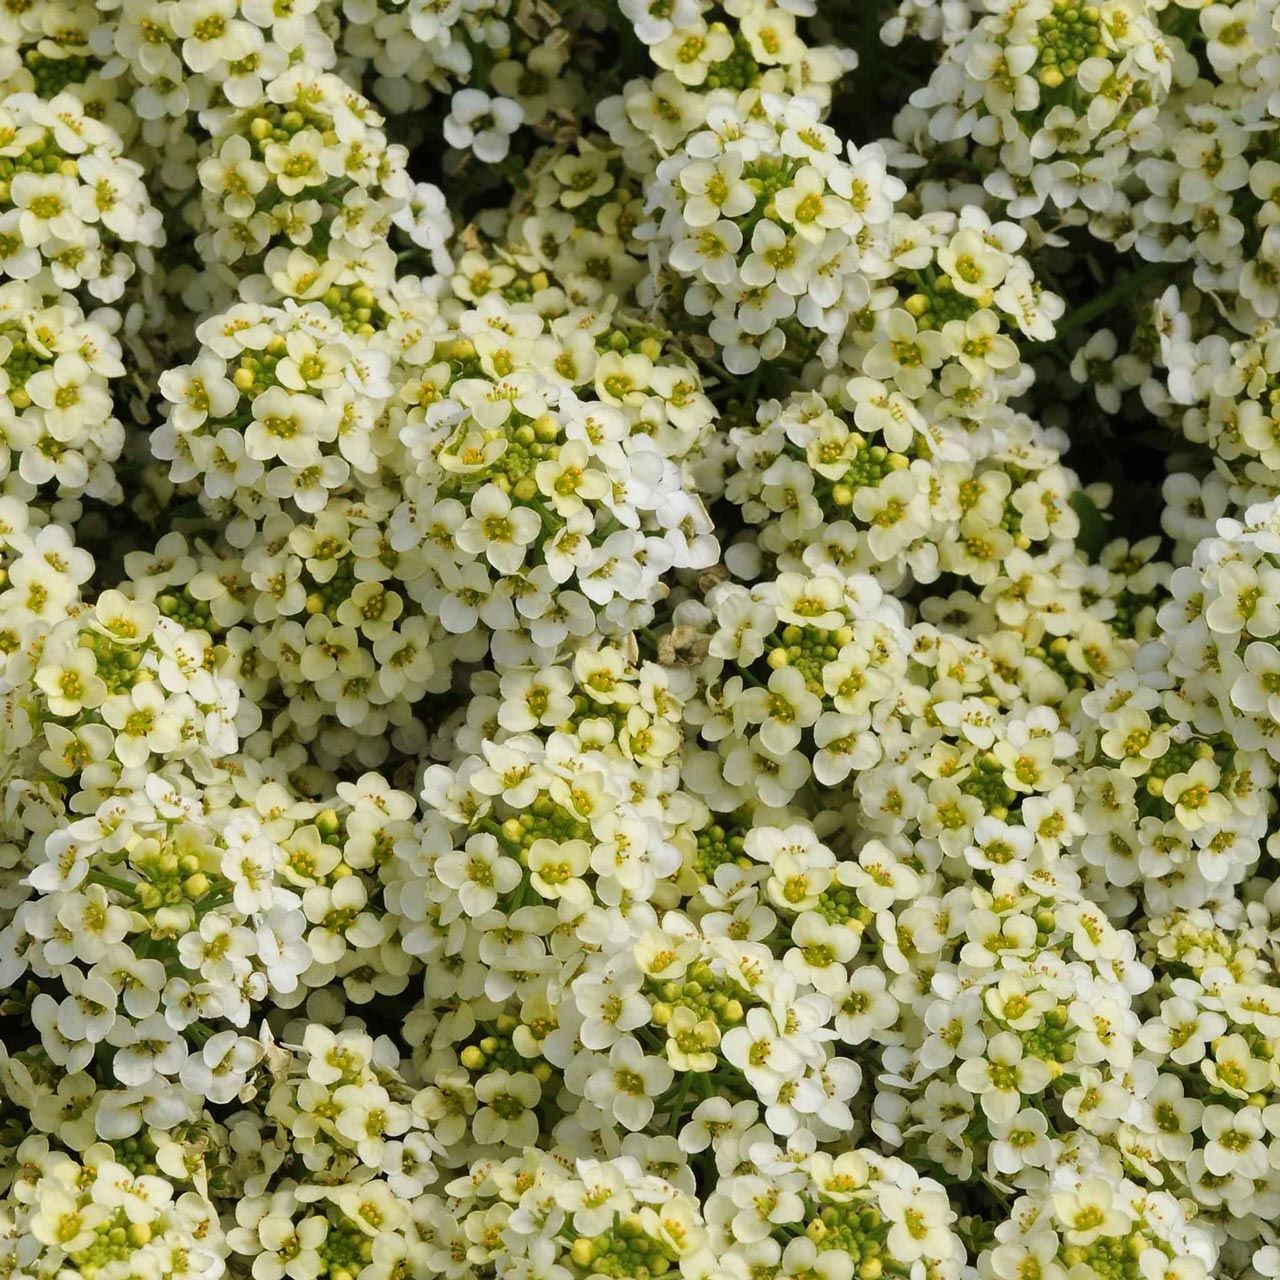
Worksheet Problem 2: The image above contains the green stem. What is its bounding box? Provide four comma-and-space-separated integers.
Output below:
507, 876, 530, 913
1047, 259, 1173, 345
193, 890, 234, 917
666, 1071, 694, 1135
86, 869, 137, 896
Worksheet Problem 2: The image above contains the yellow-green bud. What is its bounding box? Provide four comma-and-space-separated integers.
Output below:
183, 874, 210, 900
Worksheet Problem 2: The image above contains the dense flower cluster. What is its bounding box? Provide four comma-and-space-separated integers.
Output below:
0, 280, 127, 504
3, 7, 1280, 1280
0, 91, 161, 302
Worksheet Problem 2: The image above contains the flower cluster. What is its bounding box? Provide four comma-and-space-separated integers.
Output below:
3, 8, 1280, 1280
641, 96, 908, 373
195, 68, 419, 291
7, 1140, 227, 1280
906, 0, 1180, 224
0, 91, 161, 302
0, 280, 127, 505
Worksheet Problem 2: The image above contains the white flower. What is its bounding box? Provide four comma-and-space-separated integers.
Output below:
443, 90, 523, 163
454, 484, 543, 574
